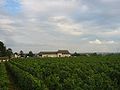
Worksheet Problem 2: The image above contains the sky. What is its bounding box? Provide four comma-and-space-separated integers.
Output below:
0, 0, 120, 53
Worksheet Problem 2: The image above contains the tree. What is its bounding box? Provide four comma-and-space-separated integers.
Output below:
72, 52, 80, 57
6, 48, 13, 59
28, 51, 34, 57
19, 50, 24, 57
14, 52, 18, 55
0, 41, 7, 57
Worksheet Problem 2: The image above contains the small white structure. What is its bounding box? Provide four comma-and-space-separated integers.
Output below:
14, 53, 20, 58
38, 50, 71, 57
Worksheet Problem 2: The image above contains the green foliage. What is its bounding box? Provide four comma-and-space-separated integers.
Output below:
0, 41, 6, 57
6, 48, 13, 59
28, 51, 34, 57
6, 62, 48, 90
0, 63, 9, 90
0, 41, 13, 58
9, 55, 120, 90
19, 50, 24, 57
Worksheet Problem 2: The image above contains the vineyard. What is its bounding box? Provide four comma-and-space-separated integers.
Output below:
0, 63, 9, 90
0, 55, 120, 90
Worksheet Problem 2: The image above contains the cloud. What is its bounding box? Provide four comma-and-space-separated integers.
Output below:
101, 0, 119, 3
20, 0, 89, 17
0, 0, 4, 5
107, 41, 115, 44
21, 0, 75, 12
0, 0, 120, 52
103, 28, 120, 36
0, 39, 6, 43
50, 16, 83, 36
89, 39, 117, 45
0, 18, 14, 24
89, 39, 102, 44
0, 17, 13, 33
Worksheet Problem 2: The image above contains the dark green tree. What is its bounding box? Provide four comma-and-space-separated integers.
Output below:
6, 48, 13, 59
28, 51, 34, 57
72, 52, 80, 57
0, 41, 7, 57
19, 50, 24, 57
14, 52, 18, 55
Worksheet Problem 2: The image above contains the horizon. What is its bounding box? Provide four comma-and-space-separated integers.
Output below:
0, 0, 120, 53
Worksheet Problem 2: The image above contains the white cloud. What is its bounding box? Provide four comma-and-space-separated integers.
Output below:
89, 39, 102, 44
0, 17, 15, 33
99, 28, 120, 37
101, 0, 119, 3
89, 39, 117, 45
104, 29, 120, 36
20, 0, 89, 16
50, 16, 83, 36
0, 0, 4, 5
0, 18, 14, 24
21, 0, 75, 11
81, 38, 88, 41
0, 39, 5, 43
107, 40, 115, 44
80, 5, 89, 12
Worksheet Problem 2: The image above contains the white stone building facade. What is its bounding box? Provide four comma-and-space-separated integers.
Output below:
39, 50, 71, 57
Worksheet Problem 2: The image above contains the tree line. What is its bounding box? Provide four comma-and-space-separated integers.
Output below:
0, 41, 34, 59
0, 41, 13, 59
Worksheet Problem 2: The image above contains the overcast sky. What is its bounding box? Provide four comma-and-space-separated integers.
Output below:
0, 0, 120, 53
